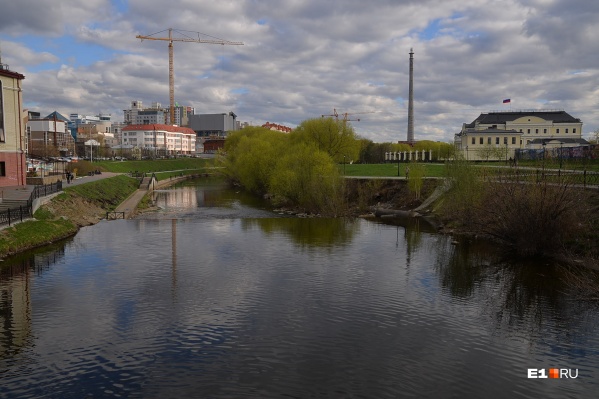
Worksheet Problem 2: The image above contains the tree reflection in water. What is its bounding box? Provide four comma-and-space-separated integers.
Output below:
434, 236, 599, 348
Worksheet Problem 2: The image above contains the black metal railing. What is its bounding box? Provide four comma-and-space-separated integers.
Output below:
479, 167, 599, 188
31, 180, 63, 200
0, 205, 32, 227
0, 181, 63, 228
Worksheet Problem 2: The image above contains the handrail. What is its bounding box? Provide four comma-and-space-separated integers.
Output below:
0, 181, 63, 228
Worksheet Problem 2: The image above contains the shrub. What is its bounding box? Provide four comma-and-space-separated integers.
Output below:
474, 178, 589, 257
407, 162, 426, 199
440, 161, 592, 257
440, 159, 485, 228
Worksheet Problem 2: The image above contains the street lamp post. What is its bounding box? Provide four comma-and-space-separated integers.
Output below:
397, 152, 401, 176
542, 141, 546, 173
560, 142, 563, 169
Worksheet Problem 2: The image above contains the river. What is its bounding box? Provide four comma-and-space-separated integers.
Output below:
1, 178, 598, 398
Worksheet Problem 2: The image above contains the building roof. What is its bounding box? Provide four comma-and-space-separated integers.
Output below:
0, 65, 25, 80
465, 110, 581, 128
44, 111, 70, 122
456, 128, 521, 137
123, 124, 196, 135
262, 122, 293, 133
462, 128, 521, 135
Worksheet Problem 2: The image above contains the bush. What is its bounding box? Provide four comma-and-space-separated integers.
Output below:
407, 162, 426, 199
474, 178, 589, 257
440, 159, 485, 228
439, 160, 592, 257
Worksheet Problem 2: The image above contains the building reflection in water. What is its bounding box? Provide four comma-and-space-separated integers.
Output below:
0, 246, 66, 358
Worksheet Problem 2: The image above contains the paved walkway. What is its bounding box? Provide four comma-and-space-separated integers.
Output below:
113, 189, 149, 219
65, 172, 122, 186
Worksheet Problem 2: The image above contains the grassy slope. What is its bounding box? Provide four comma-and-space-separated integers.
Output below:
0, 175, 139, 258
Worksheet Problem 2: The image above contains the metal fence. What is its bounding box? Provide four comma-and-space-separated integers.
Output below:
0, 181, 63, 228
0, 206, 32, 227
32, 181, 63, 199
478, 167, 599, 188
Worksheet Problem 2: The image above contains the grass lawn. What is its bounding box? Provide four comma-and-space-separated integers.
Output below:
340, 163, 447, 178
151, 169, 218, 181
92, 158, 214, 174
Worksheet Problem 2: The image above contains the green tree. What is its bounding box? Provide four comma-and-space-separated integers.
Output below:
358, 139, 396, 163
220, 127, 288, 193
269, 142, 344, 214
476, 144, 496, 161
438, 142, 456, 161
292, 117, 360, 163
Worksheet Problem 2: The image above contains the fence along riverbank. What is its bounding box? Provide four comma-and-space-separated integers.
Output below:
0, 182, 63, 228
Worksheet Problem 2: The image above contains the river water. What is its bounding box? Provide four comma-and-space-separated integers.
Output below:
1, 178, 598, 398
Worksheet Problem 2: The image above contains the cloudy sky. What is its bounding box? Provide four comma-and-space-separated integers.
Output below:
1, 0, 598, 143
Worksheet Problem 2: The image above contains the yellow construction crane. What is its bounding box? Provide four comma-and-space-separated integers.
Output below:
322, 108, 375, 122
136, 28, 244, 124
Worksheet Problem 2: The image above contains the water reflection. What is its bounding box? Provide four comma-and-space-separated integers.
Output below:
143, 178, 279, 219
0, 243, 68, 359
1, 180, 599, 398
241, 218, 359, 248
435, 237, 599, 361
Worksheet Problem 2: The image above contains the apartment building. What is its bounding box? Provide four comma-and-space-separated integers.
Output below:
0, 62, 26, 187
122, 124, 196, 155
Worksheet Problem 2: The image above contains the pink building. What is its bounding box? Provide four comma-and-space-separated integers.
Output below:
0, 64, 26, 187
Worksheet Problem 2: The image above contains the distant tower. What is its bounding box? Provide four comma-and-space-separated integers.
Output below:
407, 48, 415, 144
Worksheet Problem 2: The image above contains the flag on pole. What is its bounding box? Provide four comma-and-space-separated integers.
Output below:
503, 99, 511, 104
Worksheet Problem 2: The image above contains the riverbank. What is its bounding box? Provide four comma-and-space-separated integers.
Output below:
3, 172, 599, 274
0, 175, 139, 259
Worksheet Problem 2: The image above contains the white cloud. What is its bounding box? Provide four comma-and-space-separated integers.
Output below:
2, 0, 599, 142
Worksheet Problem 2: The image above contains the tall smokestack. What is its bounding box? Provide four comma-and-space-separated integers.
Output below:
407, 48, 414, 144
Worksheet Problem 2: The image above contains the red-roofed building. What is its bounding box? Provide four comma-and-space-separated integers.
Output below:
262, 122, 293, 133
122, 124, 196, 155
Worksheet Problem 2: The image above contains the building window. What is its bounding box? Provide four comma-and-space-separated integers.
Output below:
556, 128, 560, 133
544, 128, 547, 134
479, 137, 483, 144
0, 162, 5, 176
527, 129, 531, 134
496, 137, 499, 145
535, 129, 539, 134
487, 137, 491, 144
565, 128, 569, 133
512, 137, 516, 144
472, 137, 475, 145
0, 81, 4, 142
573, 128, 577, 133
503, 137, 508, 144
